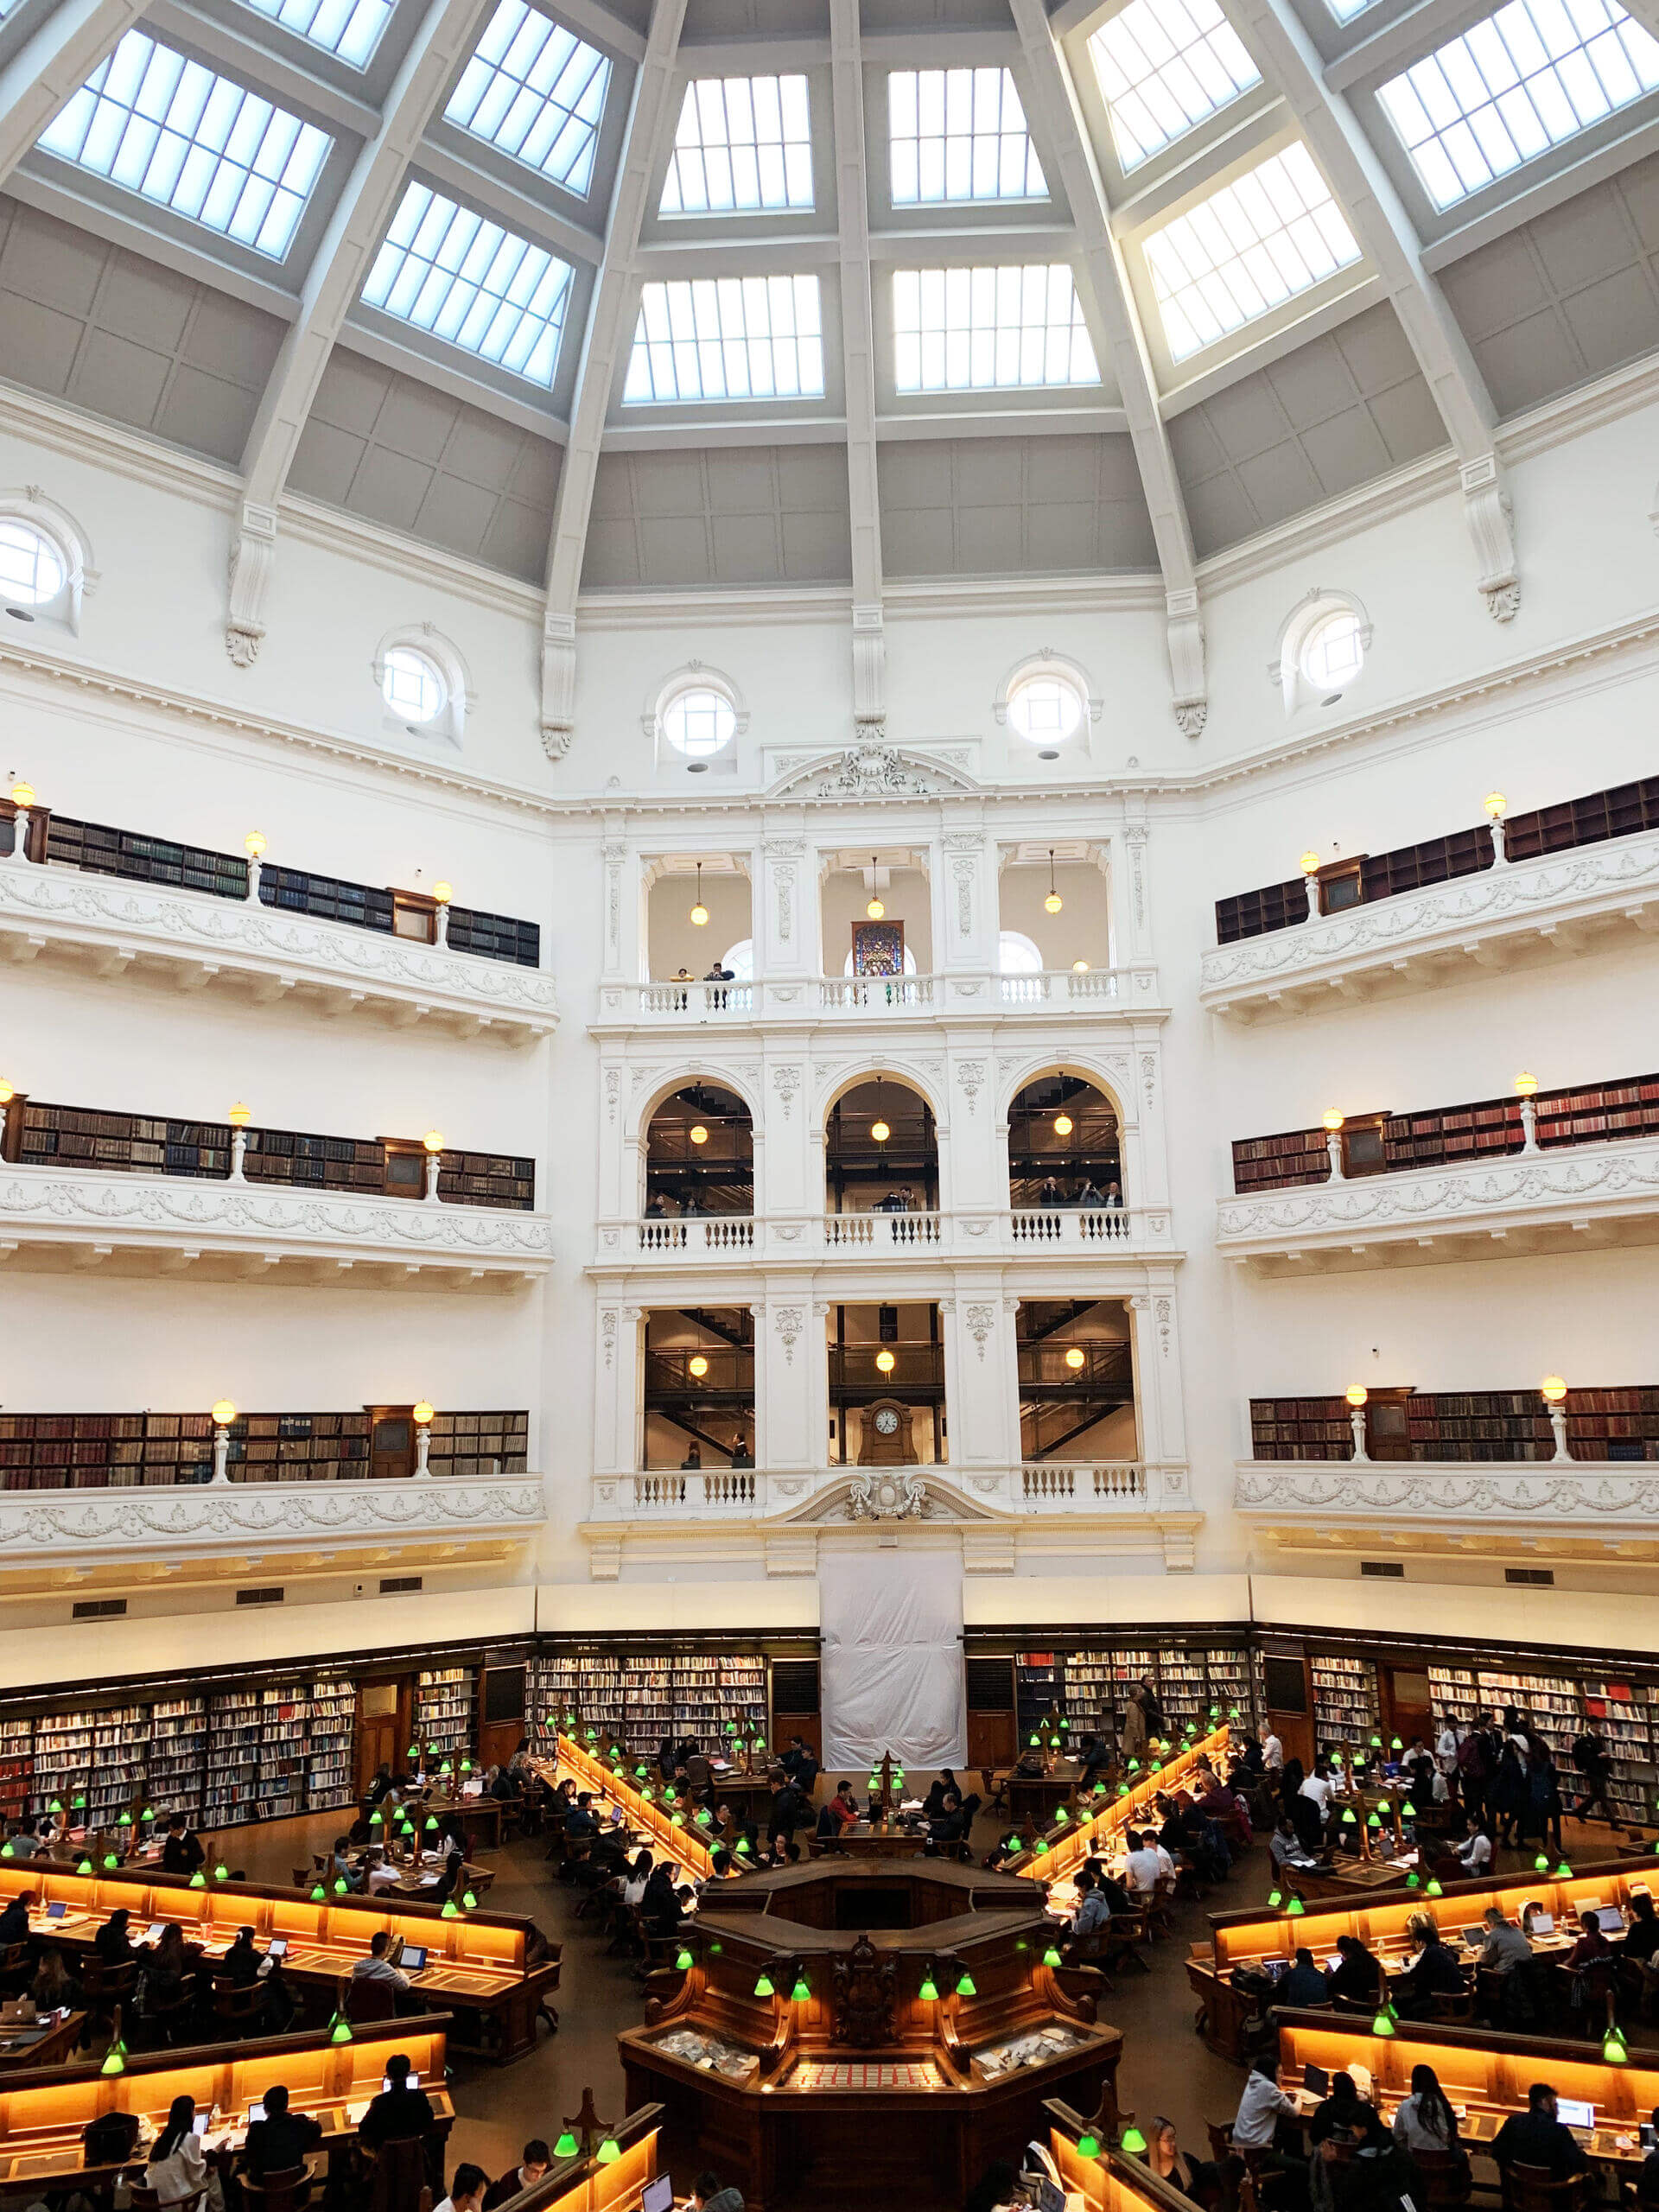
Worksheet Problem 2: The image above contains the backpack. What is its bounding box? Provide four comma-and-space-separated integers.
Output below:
1456, 1733, 1488, 1779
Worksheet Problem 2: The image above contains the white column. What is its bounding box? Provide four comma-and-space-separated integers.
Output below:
943, 1287, 1014, 1469
936, 810, 995, 980
601, 813, 633, 983
760, 1288, 816, 1471
943, 1033, 1001, 1216
1124, 1028, 1170, 1211
760, 817, 814, 991
760, 1042, 812, 1219
593, 1292, 638, 1477
1116, 813, 1155, 966
1128, 1273, 1189, 1467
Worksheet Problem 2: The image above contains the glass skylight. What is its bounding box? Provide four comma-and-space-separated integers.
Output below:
1377, 0, 1659, 212
892, 264, 1100, 391
444, 0, 611, 196
1142, 143, 1360, 362
361, 182, 575, 387
36, 30, 331, 260
1089, 0, 1262, 171
887, 67, 1047, 201
238, 0, 391, 69
660, 74, 812, 213
623, 276, 824, 403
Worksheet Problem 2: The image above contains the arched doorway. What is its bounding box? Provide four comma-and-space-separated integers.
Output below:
824, 1076, 938, 1219
644, 1082, 754, 1222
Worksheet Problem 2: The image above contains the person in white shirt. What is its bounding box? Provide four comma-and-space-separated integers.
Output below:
1233, 2060, 1298, 2149
622, 1848, 653, 1908
364, 1850, 401, 1894
1262, 1732, 1284, 1774
1125, 1831, 1163, 1897
1436, 1724, 1460, 1776
432, 2162, 488, 2212
1457, 1821, 1495, 1875
146, 2094, 226, 2212
351, 1930, 409, 1989
1300, 1770, 1333, 1821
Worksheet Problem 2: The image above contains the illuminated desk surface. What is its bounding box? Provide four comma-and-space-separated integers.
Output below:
1275, 2010, 1659, 2170
533, 1741, 715, 1882
0, 1865, 556, 2062
1013, 1725, 1234, 1892
0, 2016, 452, 2189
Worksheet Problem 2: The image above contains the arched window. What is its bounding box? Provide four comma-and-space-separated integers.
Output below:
0, 519, 66, 611
1272, 590, 1370, 715
381, 645, 445, 725
995, 652, 1100, 759
998, 929, 1044, 974
646, 664, 747, 772
372, 626, 469, 746
721, 938, 754, 982
0, 493, 92, 635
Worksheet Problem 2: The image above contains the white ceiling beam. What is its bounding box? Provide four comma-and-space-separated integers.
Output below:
415, 137, 607, 266
142, 0, 383, 135
225, 0, 495, 666
539, 0, 689, 760
830, 0, 885, 742
1007, 0, 1208, 735
0, 0, 148, 187
1228, 0, 1519, 620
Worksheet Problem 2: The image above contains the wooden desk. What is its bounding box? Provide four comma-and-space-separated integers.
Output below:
1046, 2107, 1218, 2212
1295, 1856, 1421, 1897
1274, 2010, 1659, 2171
0, 1866, 557, 2063
1010, 1770, 1084, 1827
0, 2012, 84, 2072
493, 2109, 663, 2212
0, 2015, 452, 2196
620, 1856, 1121, 2210
1186, 1854, 1659, 2059
531, 1742, 715, 1883
833, 1826, 930, 1858
1013, 1725, 1234, 1891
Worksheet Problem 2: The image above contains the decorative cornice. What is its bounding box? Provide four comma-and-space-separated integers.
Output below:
0, 863, 558, 1036
1200, 829, 1659, 1015
1235, 1462, 1659, 1525
1217, 1135, 1659, 1266
0, 1169, 555, 1275
0, 1477, 546, 1563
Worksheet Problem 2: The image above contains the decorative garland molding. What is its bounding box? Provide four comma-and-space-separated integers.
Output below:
0, 1168, 554, 1281
1236, 1463, 1659, 1551
1200, 826, 1659, 1017
0, 863, 559, 1037
0, 1477, 546, 1565
1217, 1135, 1659, 1271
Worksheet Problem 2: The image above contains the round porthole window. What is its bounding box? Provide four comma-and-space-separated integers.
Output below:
1299, 610, 1364, 701
1007, 672, 1085, 748
662, 685, 737, 760
381, 645, 446, 728
0, 519, 67, 621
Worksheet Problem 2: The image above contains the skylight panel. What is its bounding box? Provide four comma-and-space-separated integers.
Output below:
238, 0, 391, 69
892, 264, 1100, 391
623, 276, 823, 402
1090, 0, 1262, 170
361, 181, 575, 387
888, 67, 1047, 201
1377, 0, 1659, 212
36, 30, 331, 259
1142, 142, 1360, 362
661, 74, 812, 213
445, 0, 611, 195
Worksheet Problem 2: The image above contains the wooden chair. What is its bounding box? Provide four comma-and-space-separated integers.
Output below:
0, 1940, 30, 1994
365, 2134, 430, 2212
1104, 1907, 1154, 1975
1430, 1986, 1478, 2024
1146, 1875, 1179, 1939
130, 2183, 208, 2212
290, 1867, 311, 1890
1500, 2164, 1597, 2212
82, 1957, 138, 2035
343, 1976, 399, 2024
138, 1974, 199, 2048
211, 1977, 268, 2037
1413, 2148, 1473, 2209
243, 2164, 315, 2212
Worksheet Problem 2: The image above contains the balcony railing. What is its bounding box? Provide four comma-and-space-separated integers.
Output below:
596, 1205, 1176, 1264
1235, 1460, 1659, 1547
0, 802, 556, 1038
1199, 820, 1659, 1019
594, 965, 1163, 1026
586, 1460, 1191, 1521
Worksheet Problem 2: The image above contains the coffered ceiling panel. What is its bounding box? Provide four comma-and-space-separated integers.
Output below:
879, 431, 1156, 575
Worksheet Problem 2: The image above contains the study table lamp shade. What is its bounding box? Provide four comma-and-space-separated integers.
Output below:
1077, 2133, 1102, 2158
1120, 2126, 1147, 2155
553, 2133, 580, 2159
596, 2139, 621, 2166
919, 1971, 939, 2001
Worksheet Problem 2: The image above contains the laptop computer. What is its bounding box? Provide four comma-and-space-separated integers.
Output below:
640, 2178, 673, 2212
1304, 2065, 1331, 2097
44, 1901, 67, 1920
1557, 2100, 1595, 2133
267, 1938, 288, 1960
400, 1945, 427, 1973
1595, 1906, 1626, 1934
381, 2073, 420, 2092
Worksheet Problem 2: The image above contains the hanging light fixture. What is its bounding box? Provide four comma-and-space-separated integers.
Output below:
688, 1355, 709, 1379
866, 855, 884, 921
871, 1074, 890, 1146
1065, 1347, 1086, 1371
687, 861, 710, 930
689, 1123, 709, 1145
1044, 849, 1063, 915
1054, 1074, 1072, 1139
875, 1350, 895, 1374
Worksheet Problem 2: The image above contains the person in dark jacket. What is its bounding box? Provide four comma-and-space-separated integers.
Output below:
1395, 1910, 1466, 2018
358, 2053, 436, 2149
640, 1865, 683, 1938
0, 1890, 32, 1947
1280, 1947, 1332, 2009
766, 1779, 809, 1845
689, 2173, 745, 2212
1328, 1934, 1385, 2005
93, 1906, 135, 1964
1492, 2084, 1591, 2183
161, 1815, 205, 1877
242, 2083, 323, 2181
219, 1924, 295, 2032
480, 2141, 550, 2209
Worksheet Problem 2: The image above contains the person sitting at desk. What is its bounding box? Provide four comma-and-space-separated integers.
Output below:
923, 1770, 958, 1818
1070, 1866, 1111, 1942
690, 2172, 746, 2212
359, 2052, 436, 2149
564, 1793, 599, 1843
1271, 1815, 1321, 1875
147, 2092, 225, 2212
160, 1813, 205, 1878
1394, 2063, 1463, 2163
353, 1929, 410, 1997
364, 1847, 402, 1895
1396, 1910, 1466, 2018
1281, 1946, 1332, 2009
1329, 1933, 1385, 2005
1232, 2059, 1306, 2208
1637, 2107, 1659, 2211
1125, 1830, 1166, 1899
366, 1763, 395, 1806
0, 1888, 32, 1947
482, 2143, 550, 2210
490, 1764, 521, 1803
328, 1835, 362, 1892
29, 1945, 79, 2012
1307, 2069, 1363, 2147
220, 1923, 295, 2032
1492, 2083, 1592, 2186
925, 1792, 973, 1858
1625, 1892, 1659, 1963
93, 1904, 135, 1963
1077, 1732, 1114, 1788
137, 1922, 193, 2023
640, 1863, 683, 1939
1478, 1905, 1534, 1974
816, 1783, 859, 1842
782, 1737, 819, 1793
1457, 1818, 1496, 1876
434, 2164, 487, 2212
1142, 2116, 1218, 2206
243, 2082, 323, 2182
1566, 1908, 1615, 1969
3, 1819, 37, 1859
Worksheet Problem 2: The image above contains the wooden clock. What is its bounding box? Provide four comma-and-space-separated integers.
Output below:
859, 1397, 918, 1465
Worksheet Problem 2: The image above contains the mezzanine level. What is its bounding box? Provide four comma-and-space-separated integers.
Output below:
0, 798, 556, 1041
1235, 1460, 1659, 1562
593, 964, 1163, 1031
594, 1204, 1177, 1271
580, 1459, 1200, 1579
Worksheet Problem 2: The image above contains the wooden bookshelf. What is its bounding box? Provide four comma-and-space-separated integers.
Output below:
1215, 771, 1659, 944
1233, 1070, 1659, 1193
1014, 1641, 1255, 1747
14, 1098, 535, 1210
1251, 1387, 1659, 1461
0, 1406, 529, 1489
414, 1666, 476, 1766
1310, 1653, 1380, 1744
1430, 1662, 1657, 1823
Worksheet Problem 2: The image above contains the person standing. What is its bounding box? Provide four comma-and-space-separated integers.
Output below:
1572, 1723, 1622, 1828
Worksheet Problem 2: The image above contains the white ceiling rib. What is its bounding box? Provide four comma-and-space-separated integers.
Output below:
0, 0, 147, 185
830, 0, 885, 737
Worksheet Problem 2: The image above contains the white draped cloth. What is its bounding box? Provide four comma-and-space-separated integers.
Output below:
819, 1543, 966, 1771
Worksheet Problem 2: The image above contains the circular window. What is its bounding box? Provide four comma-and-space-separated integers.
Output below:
662, 685, 737, 759
1007, 672, 1085, 746
1300, 611, 1364, 696
0, 519, 67, 612
382, 645, 445, 726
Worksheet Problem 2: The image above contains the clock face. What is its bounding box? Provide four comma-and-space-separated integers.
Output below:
874, 1408, 899, 1436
